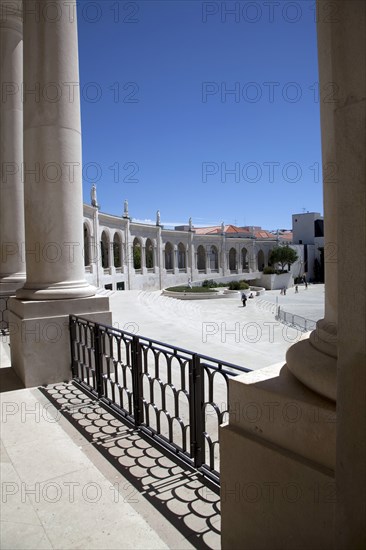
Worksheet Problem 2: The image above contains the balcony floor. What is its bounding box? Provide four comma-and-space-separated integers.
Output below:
0, 355, 220, 549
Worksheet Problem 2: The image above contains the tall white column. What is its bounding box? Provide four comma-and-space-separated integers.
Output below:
8, 0, 111, 387
17, 0, 94, 300
220, 2, 364, 548
285, 0, 339, 400
0, 0, 26, 295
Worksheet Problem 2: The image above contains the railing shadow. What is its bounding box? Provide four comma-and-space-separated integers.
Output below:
40, 382, 221, 550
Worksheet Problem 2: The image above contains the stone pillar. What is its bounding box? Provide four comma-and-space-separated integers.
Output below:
188, 229, 194, 280
141, 244, 147, 274
156, 225, 163, 289
125, 218, 132, 289
329, 1, 365, 547
220, 2, 365, 548
109, 240, 114, 270
8, 0, 111, 387
17, 0, 94, 300
173, 245, 179, 275
0, 0, 26, 296
285, 0, 340, 401
221, 233, 226, 275
92, 206, 100, 285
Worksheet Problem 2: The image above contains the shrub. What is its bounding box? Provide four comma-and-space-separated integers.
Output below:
263, 266, 276, 274
239, 281, 249, 290
165, 286, 217, 293
228, 281, 240, 290
202, 279, 217, 288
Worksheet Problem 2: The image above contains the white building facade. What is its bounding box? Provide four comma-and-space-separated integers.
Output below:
83, 202, 305, 291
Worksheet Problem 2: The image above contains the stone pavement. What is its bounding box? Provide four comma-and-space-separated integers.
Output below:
0, 377, 220, 550
109, 284, 325, 371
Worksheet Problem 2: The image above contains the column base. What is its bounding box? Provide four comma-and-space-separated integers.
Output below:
8, 295, 112, 387
16, 280, 96, 300
0, 274, 26, 296
286, 325, 337, 401
220, 363, 336, 550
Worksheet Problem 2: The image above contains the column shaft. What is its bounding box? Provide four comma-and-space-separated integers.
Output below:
17, 0, 94, 300
0, 0, 25, 295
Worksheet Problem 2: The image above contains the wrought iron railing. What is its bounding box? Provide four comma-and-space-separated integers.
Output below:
69, 315, 250, 484
0, 296, 9, 334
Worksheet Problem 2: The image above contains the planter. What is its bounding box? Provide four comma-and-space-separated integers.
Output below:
257, 273, 292, 290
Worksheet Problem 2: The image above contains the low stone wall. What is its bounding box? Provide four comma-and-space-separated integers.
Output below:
249, 286, 266, 296
255, 273, 292, 290
162, 290, 233, 300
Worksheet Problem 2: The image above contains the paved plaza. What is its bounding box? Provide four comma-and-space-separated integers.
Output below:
109, 283, 325, 371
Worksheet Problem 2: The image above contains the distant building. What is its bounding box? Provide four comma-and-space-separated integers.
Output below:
292, 212, 324, 281
83, 205, 306, 291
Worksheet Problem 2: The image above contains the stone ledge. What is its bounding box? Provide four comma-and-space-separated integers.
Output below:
228, 363, 336, 470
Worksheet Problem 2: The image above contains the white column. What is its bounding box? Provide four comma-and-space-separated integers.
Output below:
286, 0, 341, 402
17, 0, 94, 300
8, 0, 111, 388
221, 234, 226, 275
0, 0, 26, 295
188, 230, 194, 280
156, 225, 163, 289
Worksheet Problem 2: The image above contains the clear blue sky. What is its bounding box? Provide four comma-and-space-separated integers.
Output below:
77, 0, 323, 229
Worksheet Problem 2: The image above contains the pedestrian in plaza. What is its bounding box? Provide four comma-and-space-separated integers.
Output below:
295, 285, 299, 293
241, 293, 247, 307
305, 281, 308, 289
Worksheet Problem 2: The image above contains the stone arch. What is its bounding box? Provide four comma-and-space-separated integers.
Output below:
267, 248, 274, 267
83, 222, 91, 267
145, 238, 154, 269
113, 232, 122, 268
229, 247, 237, 271
241, 247, 248, 270
133, 237, 142, 270
197, 245, 206, 271
177, 242, 186, 269
164, 242, 174, 270
210, 245, 219, 271
257, 249, 265, 272
100, 230, 110, 269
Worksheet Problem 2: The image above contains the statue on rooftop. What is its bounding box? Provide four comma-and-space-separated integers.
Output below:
123, 199, 129, 218
189, 217, 192, 231
91, 184, 99, 208
221, 222, 225, 234
156, 210, 161, 226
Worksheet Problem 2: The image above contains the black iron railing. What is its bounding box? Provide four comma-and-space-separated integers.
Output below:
69, 315, 250, 484
0, 296, 9, 334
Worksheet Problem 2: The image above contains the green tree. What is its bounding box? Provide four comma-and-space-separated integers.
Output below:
269, 245, 298, 272
146, 247, 153, 268
133, 245, 141, 269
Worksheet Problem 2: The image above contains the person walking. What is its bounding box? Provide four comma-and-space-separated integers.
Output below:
295, 285, 299, 293
241, 293, 247, 307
